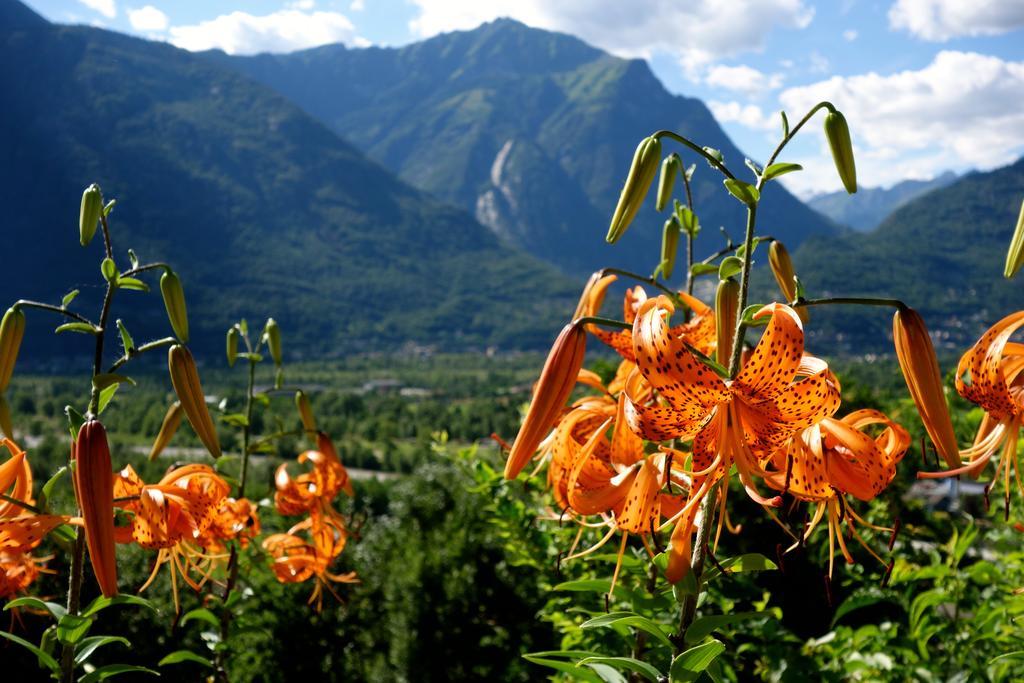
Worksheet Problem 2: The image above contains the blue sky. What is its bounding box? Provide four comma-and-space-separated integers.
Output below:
23, 0, 1024, 196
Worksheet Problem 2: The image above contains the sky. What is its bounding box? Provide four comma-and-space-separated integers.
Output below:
22, 0, 1024, 197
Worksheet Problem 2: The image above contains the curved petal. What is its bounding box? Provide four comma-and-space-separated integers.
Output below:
956, 311, 1024, 417
732, 303, 805, 401
623, 369, 700, 442
615, 454, 664, 534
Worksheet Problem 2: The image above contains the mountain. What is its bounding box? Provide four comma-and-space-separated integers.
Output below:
808, 172, 959, 231
210, 19, 841, 276
0, 2, 577, 364
789, 160, 1022, 354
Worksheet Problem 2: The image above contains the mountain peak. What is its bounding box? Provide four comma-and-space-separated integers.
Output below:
1, 0, 49, 29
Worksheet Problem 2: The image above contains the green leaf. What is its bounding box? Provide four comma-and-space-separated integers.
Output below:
219, 413, 250, 428
718, 256, 742, 280
80, 664, 159, 683
685, 611, 763, 643
762, 162, 803, 180
98, 384, 119, 415
62, 290, 80, 308
180, 607, 220, 629
75, 635, 130, 666
702, 147, 724, 166
723, 179, 760, 206
101, 258, 118, 281
158, 650, 213, 667
832, 588, 900, 627
56, 613, 94, 645
670, 639, 726, 682
93, 373, 136, 390
740, 305, 769, 327
65, 405, 86, 440
702, 553, 777, 583
744, 158, 762, 177
684, 162, 697, 181
0, 630, 59, 672
116, 319, 135, 353
689, 263, 718, 277
103, 199, 117, 216
522, 654, 603, 683
4, 597, 66, 620
581, 612, 673, 649
116, 277, 150, 292
578, 656, 661, 682
127, 249, 139, 270
81, 594, 157, 618
56, 322, 99, 335
990, 651, 1024, 664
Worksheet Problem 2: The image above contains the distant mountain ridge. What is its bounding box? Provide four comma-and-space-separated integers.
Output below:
790, 158, 1023, 353
210, 19, 841, 276
0, 2, 576, 362
809, 172, 959, 231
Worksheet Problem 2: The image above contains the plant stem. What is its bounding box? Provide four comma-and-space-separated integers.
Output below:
796, 296, 906, 311
654, 131, 736, 181
13, 300, 95, 327
599, 267, 679, 299
216, 355, 258, 681
0, 493, 44, 514
62, 213, 117, 683
106, 337, 177, 373
119, 262, 170, 279
572, 316, 632, 331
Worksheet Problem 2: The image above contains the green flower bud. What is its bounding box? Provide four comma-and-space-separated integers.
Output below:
0, 307, 25, 393
0, 395, 12, 439
715, 279, 740, 366
160, 270, 189, 343
1004, 198, 1024, 279
656, 153, 681, 212
660, 215, 681, 279
295, 390, 316, 436
607, 135, 662, 244
265, 318, 282, 366
79, 184, 103, 247
226, 328, 239, 367
824, 110, 857, 194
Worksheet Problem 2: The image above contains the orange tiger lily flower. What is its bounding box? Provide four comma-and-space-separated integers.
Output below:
505, 321, 587, 479
769, 410, 910, 576
0, 551, 54, 599
919, 311, 1024, 513
113, 464, 230, 612
262, 515, 357, 611
275, 439, 353, 517
196, 497, 260, 551
626, 297, 841, 582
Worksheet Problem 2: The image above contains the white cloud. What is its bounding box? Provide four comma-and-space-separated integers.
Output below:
286, 0, 316, 9
128, 5, 168, 31
776, 50, 1024, 193
408, 0, 814, 75
842, 29, 858, 41
78, 0, 115, 19
889, 0, 1024, 40
350, 0, 365, 10
168, 10, 367, 55
706, 64, 783, 97
709, 101, 778, 131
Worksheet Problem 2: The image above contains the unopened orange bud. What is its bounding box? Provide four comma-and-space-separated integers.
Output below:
168, 345, 221, 458
504, 322, 587, 479
73, 420, 118, 597
148, 402, 182, 461
768, 241, 808, 323
893, 308, 959, 468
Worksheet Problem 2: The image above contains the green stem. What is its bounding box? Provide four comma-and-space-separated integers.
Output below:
119, 262, 170, 279
573, 316, 632, 331
599, 267, 679, 299
13, 300, 95, 327
654, 131, 736, 181
726, 206, 758, 376
796, 296, 906, 311
0, 492, 44, 514
676, 483, 718, 650
106, 337, 177, 373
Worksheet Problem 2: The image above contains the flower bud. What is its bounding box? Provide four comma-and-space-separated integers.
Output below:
0, 395, 11, 439
768, 241, 808, 322
607, 135, 661, 244
660, 215, 681, 279
655, 153, 681, 212
824, 110, 857, 194
168, 345, 221, 458
149, 401, 182, 461
79, 184, 103, 247
159, 270, 189, 343
505, 322, 587, 479
1004, 198, 1024, 279
0, 307, 25, 393
265, 318, 282, 366
73, 420, 118, 597
226, 328, 239, 367
715, 278, 740, 366
893, 308, 959, 468
296, 390, 316, 435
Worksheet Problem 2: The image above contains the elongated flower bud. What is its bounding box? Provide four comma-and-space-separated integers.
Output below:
73, 420, 118, 597
824, 110, 857, 194
655, 153, 680, 212
0, 395, 11, 439
768, 241, 808, 323
159, 270, 189, 343
0, 307, 24, 393
893, 308, 959, 468
226, 328, 239, 367
1004, 198, 1024, 279
505, 322, 587, 479
715, 278, 740, 366
607, 136, 661, 243
149, 401, 182, 461
660, 216, 681, 279
79, 184, 103, 247
168, 345, 221, 458
265, 319, 282, 366
296, 390, 316, 435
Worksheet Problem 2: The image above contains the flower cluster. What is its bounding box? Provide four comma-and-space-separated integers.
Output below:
266, 432, 358, 610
